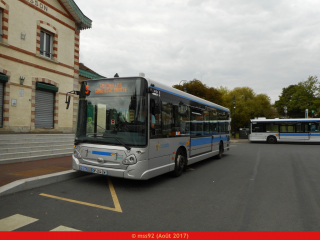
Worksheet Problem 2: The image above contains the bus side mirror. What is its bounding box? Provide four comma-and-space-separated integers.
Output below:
150, 99, 160, 115
66, 95, 71, 109
154, 104, 160, 114
150, 99, 155, 115
65, 90, 80, 109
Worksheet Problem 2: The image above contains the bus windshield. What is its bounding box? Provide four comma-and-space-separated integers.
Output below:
76, 78, 148, 147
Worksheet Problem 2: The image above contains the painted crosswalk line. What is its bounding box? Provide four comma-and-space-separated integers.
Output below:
0, 214, 38, 231
50, 225, 80, 231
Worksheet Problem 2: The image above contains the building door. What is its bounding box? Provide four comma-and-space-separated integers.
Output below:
35, 89, 54, 129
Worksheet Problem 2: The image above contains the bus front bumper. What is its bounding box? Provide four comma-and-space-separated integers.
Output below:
72, 155, 149, 180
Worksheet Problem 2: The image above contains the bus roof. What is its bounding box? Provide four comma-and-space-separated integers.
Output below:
147, 78, 230, 113
84, 76, 230, 113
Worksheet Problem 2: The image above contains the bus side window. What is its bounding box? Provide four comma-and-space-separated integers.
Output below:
175, 103, 190, 135
150, 97, 162, 138
161, 100, 174, 137
309, 123, 318, 132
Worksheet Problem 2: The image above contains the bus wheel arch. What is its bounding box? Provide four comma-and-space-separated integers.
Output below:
171, 147, 187, 177
267, 135, 277, 144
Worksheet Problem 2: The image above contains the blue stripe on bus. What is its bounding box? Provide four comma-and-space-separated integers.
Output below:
92, 151, 113, 156
191, 138, 212, 147
280, 133, 320, 136
280, 134, 309, 136
190, 135, 229, 146
151, 86, 230, 113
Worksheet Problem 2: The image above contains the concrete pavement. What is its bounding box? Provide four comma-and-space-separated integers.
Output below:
0, 138, 248, 196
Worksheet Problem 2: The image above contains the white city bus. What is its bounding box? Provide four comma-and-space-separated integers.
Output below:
68, 75, 230, 180
249, 118, 320, 143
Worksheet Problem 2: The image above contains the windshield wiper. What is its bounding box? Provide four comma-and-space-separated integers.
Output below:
76, 136, 131, 150
101, 136, 131, 150
97, 124, 107, 131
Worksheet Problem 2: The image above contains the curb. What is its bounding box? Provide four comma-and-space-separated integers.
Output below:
231, 140, 249, 143
0, 170, 88, 197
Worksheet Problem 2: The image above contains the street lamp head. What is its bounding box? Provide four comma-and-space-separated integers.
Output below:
179, 80, 188, 93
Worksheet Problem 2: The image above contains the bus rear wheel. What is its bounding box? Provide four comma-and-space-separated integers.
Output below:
267, 136, 277, 144
171, 150, 186, 177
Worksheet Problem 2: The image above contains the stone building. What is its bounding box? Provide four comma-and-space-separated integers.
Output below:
0, 0, 91, 133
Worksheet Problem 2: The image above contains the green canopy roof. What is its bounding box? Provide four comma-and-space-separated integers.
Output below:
60, 0, 92, 30
79, 69, 105, 79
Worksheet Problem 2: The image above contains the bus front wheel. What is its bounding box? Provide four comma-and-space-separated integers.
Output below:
267, 136, 277, 144
171, 150, 186, 177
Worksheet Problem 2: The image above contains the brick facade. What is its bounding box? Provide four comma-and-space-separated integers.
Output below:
0, 0, 91, 133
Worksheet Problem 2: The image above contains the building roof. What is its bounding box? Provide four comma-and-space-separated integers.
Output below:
79, 63, 105, 79
60, 0, 92, 30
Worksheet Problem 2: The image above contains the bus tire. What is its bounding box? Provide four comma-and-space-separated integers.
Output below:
267, 136, 277, 144
217, 142, 223, 159
171, 150, 186, 177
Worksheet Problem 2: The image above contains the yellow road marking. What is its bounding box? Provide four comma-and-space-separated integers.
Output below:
40, 177, 122, 213
187, 168, 194, 171
108, 177, 122, 212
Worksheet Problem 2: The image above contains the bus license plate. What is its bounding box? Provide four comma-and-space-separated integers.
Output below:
80, 165, 87, 171
91, 168, 107, 175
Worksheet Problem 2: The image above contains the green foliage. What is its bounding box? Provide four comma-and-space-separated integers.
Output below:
173, 79, 223, 105
173, 80, 275, 131
222, 87, 276, 131
274, 76, 320, 118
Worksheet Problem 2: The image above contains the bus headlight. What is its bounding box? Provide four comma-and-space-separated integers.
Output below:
122, 155, 137, 165
74, 148, 82, 160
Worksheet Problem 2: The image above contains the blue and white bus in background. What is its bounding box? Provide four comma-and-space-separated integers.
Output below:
249, 118, 320, 143
69, 75, 230, 180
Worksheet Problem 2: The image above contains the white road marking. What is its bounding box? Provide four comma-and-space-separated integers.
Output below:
50, 225, 80, 231
0, 214, 38, 231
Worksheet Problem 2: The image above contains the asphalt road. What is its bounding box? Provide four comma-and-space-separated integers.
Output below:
1, 141, 320, 231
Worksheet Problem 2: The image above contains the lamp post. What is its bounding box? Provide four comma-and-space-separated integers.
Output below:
179, 80, 187, 92
284, 106, 287, 118
233, 95, 236, 138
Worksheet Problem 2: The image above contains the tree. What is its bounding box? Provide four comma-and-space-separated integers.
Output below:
275, 76, 320, 118
173, 79, 223, 105
220, 87, 275, 131
173, 81, 275, 132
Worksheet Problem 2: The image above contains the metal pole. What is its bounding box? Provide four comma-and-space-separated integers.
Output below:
233, 95, 236, 138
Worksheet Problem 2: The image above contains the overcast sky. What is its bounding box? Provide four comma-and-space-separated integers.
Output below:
75, 0, 320, 104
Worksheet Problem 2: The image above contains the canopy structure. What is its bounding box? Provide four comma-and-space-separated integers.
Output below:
60, 0, 92, 30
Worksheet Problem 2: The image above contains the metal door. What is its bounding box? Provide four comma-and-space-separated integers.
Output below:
35, 90, 54, 129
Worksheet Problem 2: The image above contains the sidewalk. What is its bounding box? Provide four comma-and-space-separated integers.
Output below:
0, 156, 73, 187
